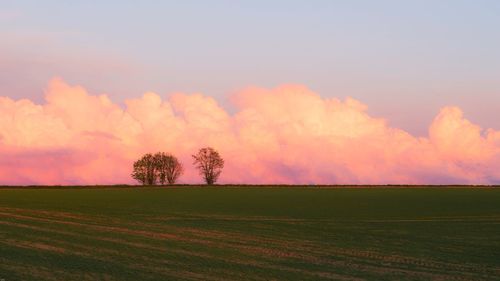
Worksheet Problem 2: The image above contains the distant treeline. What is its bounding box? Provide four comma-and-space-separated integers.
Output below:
132, 147, 224, 185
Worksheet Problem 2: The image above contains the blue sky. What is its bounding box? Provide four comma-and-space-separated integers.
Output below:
1, 0, 499, 135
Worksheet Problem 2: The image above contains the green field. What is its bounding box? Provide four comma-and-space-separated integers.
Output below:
0, 187, 499, 281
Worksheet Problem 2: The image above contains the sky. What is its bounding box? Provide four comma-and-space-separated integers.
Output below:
0, 1, 499, 185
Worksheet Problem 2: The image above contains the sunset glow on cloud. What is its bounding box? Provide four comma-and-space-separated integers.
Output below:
0, 78, 499, 185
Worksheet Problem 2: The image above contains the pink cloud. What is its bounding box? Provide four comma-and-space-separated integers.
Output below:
0, 78, 499, 185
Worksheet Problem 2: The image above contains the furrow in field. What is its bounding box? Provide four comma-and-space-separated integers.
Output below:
0, 219, 355, 280
0, 259, 105, 281
1, 208, 498, 280
0, 234, 235, 281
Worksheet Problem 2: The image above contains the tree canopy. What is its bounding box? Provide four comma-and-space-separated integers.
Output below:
132, 152, 183, 185
154, 152, 184, 185
192, 147, 224, 185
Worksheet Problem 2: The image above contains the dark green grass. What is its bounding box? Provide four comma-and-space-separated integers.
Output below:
0, 187, 499, 280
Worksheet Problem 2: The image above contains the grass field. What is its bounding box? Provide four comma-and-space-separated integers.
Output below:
0, 187, 499, 281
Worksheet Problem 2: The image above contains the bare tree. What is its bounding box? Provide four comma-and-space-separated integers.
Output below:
192, 147, 224, 185
154, 152, 184, 185
131, 153, 156, 185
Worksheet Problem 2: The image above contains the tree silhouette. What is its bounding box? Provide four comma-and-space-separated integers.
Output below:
131, 153, 156, 185
192, 147, 224, 185
154, 152, 184, 185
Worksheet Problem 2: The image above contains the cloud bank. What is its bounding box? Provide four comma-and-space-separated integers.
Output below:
0, 78, 499, 185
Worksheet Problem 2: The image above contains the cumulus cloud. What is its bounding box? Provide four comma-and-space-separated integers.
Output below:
0, 78, 499, 185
